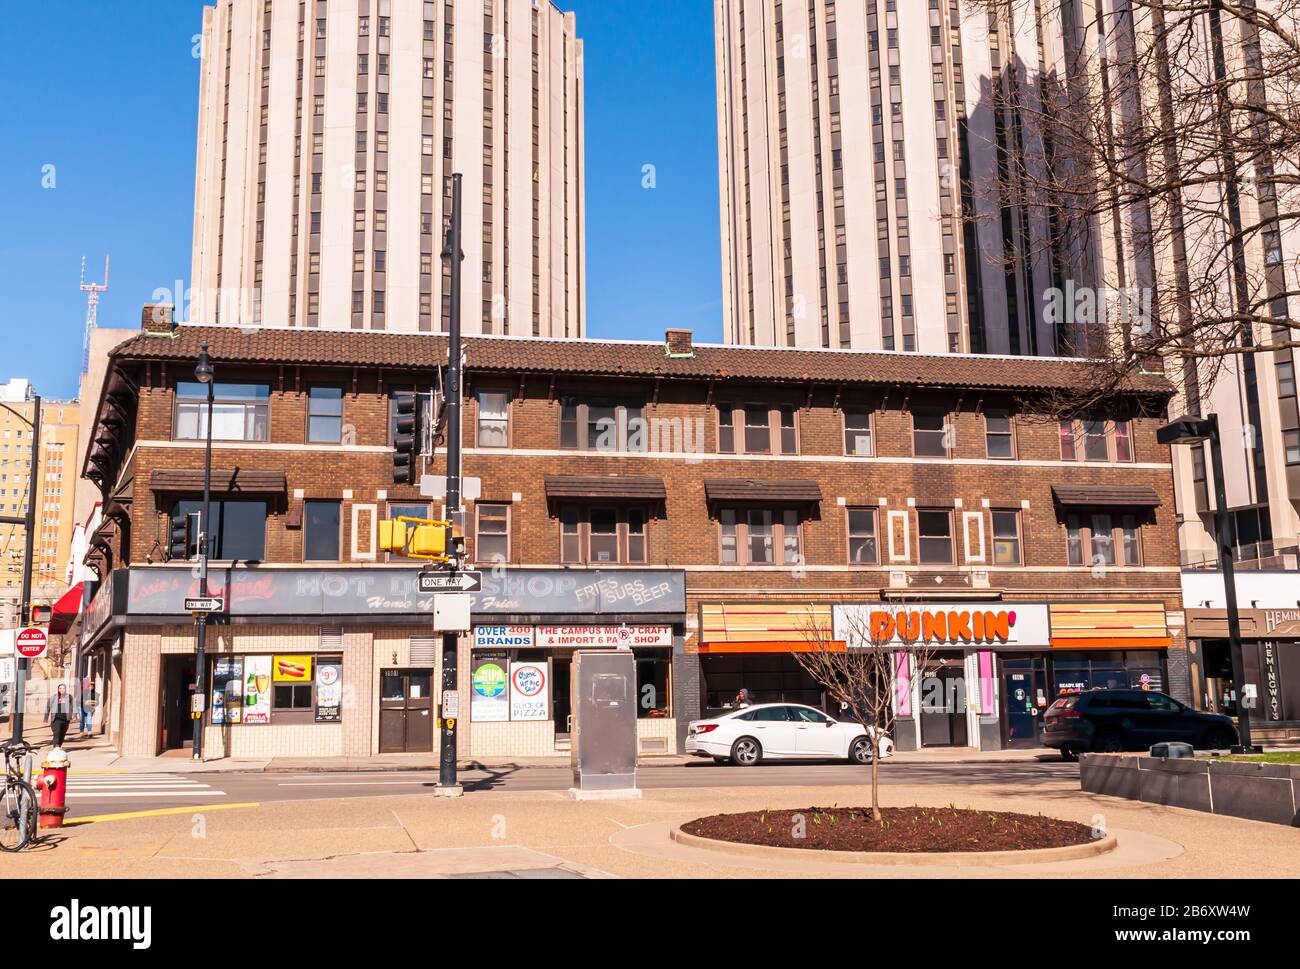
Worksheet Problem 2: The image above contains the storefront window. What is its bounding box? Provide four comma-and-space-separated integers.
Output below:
637, 655, 670, 718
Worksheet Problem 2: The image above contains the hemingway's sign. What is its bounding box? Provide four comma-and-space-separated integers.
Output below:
834, 604, 1050, 649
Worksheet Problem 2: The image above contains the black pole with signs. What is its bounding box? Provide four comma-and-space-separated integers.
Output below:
193, 343, 216, 761
2, 395, 40, 742
437, 173, 465, 795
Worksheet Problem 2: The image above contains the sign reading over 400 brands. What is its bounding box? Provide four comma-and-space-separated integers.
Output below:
534, 626, 673, 649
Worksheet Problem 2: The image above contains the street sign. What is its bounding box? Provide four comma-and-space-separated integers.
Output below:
417, 571, 482, 594
442, 690, 460, 719
15, 627, 48, 660
420, 474, 482, 501
184, 597, 224, 614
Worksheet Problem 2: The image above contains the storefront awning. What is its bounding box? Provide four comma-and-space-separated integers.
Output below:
1051, 484, 1161, 508
150, 469, 288, 494
698, 603, 839, 653
544, 476, 667, 500
704, 479, 822, 503
49, 582, 85, 636
1048, 602, 1172, 649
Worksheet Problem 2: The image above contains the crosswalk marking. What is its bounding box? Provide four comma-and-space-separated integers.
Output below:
64, 773, 227, 802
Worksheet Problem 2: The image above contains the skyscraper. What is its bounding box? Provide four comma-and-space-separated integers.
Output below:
191, 0, 585, 337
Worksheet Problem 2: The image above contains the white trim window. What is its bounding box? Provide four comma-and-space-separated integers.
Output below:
175, 382, 270, 442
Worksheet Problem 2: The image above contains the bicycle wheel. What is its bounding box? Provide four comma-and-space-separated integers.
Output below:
0, 779, 36, 852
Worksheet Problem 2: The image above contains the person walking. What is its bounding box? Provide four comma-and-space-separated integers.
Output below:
44, 683, 75, 749
79, 677, 97, 737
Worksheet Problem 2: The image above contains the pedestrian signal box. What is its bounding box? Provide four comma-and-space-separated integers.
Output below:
379, 517, 453, 562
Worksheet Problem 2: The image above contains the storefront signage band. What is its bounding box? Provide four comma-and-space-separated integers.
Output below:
835, 604, 1050, 648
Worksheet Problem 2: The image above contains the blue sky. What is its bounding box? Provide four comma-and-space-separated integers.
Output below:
0, 0, 722, 400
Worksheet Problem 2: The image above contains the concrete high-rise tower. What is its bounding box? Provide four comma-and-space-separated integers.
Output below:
192, 0, 585, 337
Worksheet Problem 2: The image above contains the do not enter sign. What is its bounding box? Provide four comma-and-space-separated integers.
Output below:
15, 627, 48, 660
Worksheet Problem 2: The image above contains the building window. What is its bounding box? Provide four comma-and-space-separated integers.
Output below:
917, 509, 954, 564
307, 386, 344, 443
1059, 419, 1133, 463
475, 503, 510, 563
559, 398, 646, 452
912, 410, 949, 457
304, 500, 341, 561
843, 410, 874, 457
168, 500, 267, 561
1066, 513, 1142, 566
476, 391, 510, 448
985, 410, 1015, 459
1285, 428, 1300, 465
992, 510, 1022, 565
175, 382, 270, 442
719, 509, 802, 565
559, 506, 648, 565
847, 508, 878, 564
717, 404, 798, 455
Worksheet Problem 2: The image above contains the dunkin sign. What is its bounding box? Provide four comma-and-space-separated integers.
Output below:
834, 604, 1050, 648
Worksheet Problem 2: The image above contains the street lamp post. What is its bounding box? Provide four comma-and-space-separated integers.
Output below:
193, 342, 215, 761
1157, 413, 1259, 753
0, 395, 41, 742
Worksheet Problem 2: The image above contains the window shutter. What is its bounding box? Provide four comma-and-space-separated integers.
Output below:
410, 636, 437, 666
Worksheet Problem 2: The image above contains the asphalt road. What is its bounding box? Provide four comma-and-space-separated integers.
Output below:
64, 759, 1081, 819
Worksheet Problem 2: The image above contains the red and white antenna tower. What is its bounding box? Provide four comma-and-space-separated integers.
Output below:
80, 255, 110, 375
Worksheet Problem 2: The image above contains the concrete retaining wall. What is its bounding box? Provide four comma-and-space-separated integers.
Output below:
1080, 754, 1300, 826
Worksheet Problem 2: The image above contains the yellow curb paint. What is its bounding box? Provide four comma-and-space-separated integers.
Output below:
64, 802, 261, 826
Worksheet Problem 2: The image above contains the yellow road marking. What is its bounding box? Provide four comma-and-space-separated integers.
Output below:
63, 802, 261, 826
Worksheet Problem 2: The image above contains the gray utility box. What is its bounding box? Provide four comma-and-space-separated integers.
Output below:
571, 649, 638, 793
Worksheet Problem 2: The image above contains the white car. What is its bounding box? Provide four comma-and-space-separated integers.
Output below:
685, 703, 895, 766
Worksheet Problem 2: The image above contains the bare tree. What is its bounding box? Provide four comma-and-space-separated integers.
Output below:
794, 605, 937, 821
963, 0, 1300, 412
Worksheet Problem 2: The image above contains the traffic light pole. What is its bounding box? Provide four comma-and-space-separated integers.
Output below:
436, 173, 465, 796
194, 377, 214, 761
4, 396, 40, 742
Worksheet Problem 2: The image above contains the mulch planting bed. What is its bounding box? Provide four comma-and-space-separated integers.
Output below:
680, 806, 1097, 853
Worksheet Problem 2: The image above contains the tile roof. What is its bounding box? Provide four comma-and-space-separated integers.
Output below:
704, 479, 824, 503
544, 476, 667, 500
108, 324, 1173, 395
1051, 484, 1163, 507
149, 469, 289, 494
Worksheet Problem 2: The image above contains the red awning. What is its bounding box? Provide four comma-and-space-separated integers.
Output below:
49, 583, 85, 635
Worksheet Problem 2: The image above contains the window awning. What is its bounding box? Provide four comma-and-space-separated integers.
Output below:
49, 582, 85, 636
704, 479, 822, 503
150, 469, 288, 494
543, 476, 667, 500
1051, 484, 1161, 508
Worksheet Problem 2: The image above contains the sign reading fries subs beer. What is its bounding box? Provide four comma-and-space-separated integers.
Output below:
273, 655, 313, 683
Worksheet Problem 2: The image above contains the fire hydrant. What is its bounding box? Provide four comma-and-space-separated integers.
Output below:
39, 749, 70, 829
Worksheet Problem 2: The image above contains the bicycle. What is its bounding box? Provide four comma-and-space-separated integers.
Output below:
0, 739, 38, 852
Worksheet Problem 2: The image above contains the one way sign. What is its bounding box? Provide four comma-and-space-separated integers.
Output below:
417, 571, 482, 594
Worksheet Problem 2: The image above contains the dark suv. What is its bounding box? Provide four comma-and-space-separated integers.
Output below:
1043, 689, 1238, 761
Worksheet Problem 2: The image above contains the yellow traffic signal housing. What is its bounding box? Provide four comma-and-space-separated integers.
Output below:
379, 517, 452, 561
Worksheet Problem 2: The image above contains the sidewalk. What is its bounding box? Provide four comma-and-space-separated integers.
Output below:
7, 772, 1298, 879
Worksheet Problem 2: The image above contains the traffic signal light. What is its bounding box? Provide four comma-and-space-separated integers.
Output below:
392, 392, 424, 484
378, 517, 452, 561
169, 513, 195, 561
29, 603, 52, 625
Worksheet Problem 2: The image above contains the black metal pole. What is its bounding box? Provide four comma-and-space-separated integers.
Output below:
194, 375, 214, 760
438, 173, 464, 793
10, 396, 40, 743
1206, 415, 1256, 752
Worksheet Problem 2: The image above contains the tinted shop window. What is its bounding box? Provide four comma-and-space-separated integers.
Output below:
304, 500, 342, 561
308, 386, 344, 443
637, 656, 671, 718
175, 382, 270, 442
274, 682, 313, 710
171, 500, 267, 561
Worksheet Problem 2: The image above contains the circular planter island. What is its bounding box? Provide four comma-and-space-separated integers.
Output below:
673, 806, 1117, 867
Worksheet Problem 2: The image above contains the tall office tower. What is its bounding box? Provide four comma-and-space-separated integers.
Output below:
714, 0, 1100, 355
192, 0, 585, 336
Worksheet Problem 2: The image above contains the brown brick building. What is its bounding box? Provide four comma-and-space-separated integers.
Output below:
78, 311, 1185, 759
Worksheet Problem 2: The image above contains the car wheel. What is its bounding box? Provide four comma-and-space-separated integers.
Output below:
730, 737, 762, 767
1060, 747, 1079, 762
849, 737, 873, 765
1204, 728, 1235, 750
1093, 731, 1125, 753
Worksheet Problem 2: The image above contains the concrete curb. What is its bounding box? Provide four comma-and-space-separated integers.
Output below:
669, 825, 1118, 867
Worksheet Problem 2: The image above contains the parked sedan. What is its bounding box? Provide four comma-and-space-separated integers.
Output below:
1044, 689, 1238, 760
685, 703, 895, 766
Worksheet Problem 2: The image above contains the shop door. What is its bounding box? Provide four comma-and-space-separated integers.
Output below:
379, 670, 434, 753
920, 667, 968, 747
1004, 670, 1043, 748
553, 658, 573, 736
159, 656, 196, 752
